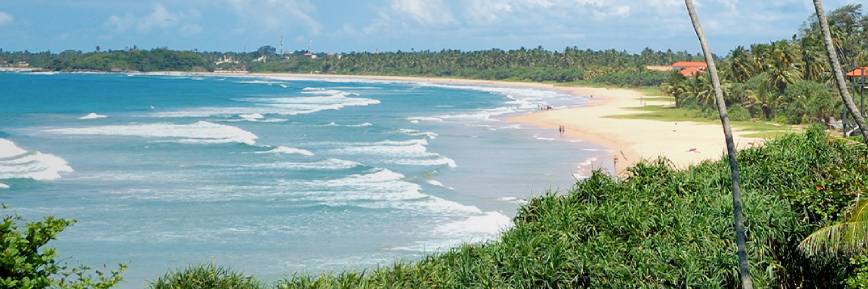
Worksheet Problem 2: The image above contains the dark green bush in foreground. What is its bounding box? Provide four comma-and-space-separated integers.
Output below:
151, 127, 866, 288
150, 264, 264, 289
0, 206, 125, 289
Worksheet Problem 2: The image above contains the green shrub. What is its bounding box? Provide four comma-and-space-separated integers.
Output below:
728, 104, 751, 121
0, 205, 125, 289
848, 255, 868, 289
149, 264, 265, 289
259, 127, 865, 288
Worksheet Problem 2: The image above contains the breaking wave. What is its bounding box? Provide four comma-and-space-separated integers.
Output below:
281, 168, 479, 214
152, 88, 379, 118
79, 113, 108, 120
45, 121, 258, 145
0, 139, 73, 181
245, 158, 361, 170
256, 146, 314, 156
327, 139, 457, 168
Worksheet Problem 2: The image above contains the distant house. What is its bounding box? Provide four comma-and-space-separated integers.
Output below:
304, 51, 318, 59
847, 67, 867, 78
671, 61, 707, 77
253, 55, 268, 63
215, 55, 239, 65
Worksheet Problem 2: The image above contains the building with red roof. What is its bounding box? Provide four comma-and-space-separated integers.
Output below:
847, 67, 867, 78
671, 61, 707, 77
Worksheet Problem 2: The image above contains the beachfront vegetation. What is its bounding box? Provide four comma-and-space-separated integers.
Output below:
0, 205, 125, 289
150, 264, 264, 289
662, 4, 867, 127
136, 127, 867, 289
0, 46, 688, 86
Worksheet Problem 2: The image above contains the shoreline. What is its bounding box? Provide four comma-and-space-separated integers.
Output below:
18, 70, 763, 173
227, 72, 763, 173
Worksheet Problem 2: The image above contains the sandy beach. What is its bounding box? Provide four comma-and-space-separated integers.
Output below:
509, 86, 763, 173
160, 71, 763, 174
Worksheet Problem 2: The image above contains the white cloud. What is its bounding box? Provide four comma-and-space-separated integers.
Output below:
390, 0, 456, 26
465, 0, 513, 24
0, 11, 13, 26
225, 0, 321, 34
105, 4, 201, 35
136, 4, 180, 32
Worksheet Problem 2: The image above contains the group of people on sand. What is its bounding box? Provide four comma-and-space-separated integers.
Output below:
558, 125, 566, 135
538, 104, 554, 111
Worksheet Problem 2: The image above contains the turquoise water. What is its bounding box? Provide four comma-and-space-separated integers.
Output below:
0, 72, 611, 288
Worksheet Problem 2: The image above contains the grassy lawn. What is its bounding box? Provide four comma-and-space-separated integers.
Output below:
609, 104, 796, 139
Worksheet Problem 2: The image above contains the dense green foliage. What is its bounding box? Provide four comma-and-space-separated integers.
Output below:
147, 128, 867, 288
849, 255, 868, 288
0, 206, 125, 289
150, 264, 264, 289
663, 4, 868, 125
246, 47, 683, 84
0, 46, 687, 85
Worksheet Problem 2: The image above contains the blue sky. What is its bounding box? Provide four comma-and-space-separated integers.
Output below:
0, 0, 856, 54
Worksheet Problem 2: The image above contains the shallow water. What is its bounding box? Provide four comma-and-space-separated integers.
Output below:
0, 72, 612, 288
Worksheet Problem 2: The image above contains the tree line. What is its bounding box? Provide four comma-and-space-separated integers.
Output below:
663, 4, 867, 126
0, 46, 697, 86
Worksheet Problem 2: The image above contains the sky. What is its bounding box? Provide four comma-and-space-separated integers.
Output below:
0, 0, 858, 54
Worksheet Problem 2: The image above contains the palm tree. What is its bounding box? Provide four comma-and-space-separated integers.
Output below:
728, 46, 755, 82
812, 0, 868, 145
800, 199, 868, 256
683, 1, 754, 288
765, 41, 802, 94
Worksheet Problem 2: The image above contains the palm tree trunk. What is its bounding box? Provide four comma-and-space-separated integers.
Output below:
812, 0, 868, 145
683, 1, 754, 288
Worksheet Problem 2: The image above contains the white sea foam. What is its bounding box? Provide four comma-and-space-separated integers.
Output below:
328, 139, 457, 168
534, 135, 556, 141
388, 212, 513, 252
499, 124, 523, 130
578, 157, 599, 168
426, 179, 454, 190
79, 113, 108, 120
324, 122, 373, 127
411, 83, 583, 124
237, 79, 285, 86
572, 157, 600, 180
407, 116, 443, 123
398, 129, 438, 139
45, 121, 258, 145
153, 88, 379, 118
282, 169, 480, 214
0, 182, 8, 189
498, 197, 527, 205
239, 113, 264, 121
245, 158, 361, 170
435, 212, 513, 236
390, 157, 457, 168
0, 139, 74, 181
257, 146, 314, 156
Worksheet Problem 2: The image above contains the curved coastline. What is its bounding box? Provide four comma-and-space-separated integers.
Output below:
149, 71, 763, 174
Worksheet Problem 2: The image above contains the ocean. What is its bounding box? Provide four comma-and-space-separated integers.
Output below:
0, 72, 611, 288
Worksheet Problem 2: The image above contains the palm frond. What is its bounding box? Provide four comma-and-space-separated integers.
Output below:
799, 199, 868, 257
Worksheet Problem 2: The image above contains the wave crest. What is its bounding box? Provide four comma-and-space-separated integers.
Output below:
0, 139, 73, 181
46, 121, 258, 145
